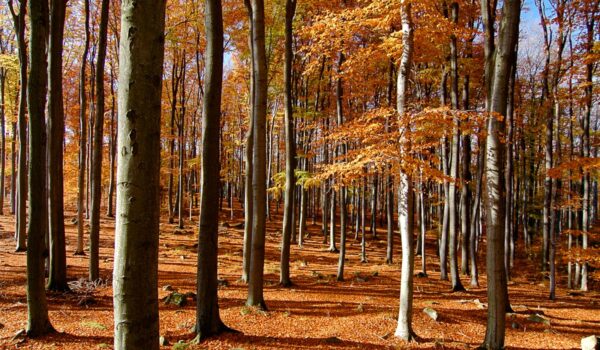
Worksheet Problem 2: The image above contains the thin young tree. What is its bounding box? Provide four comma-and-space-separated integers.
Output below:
394, 0, 416, 341
75, 0, 90, 256
112, 0, 166, 347
25, 0, 54, 337
46, 0, 68, 291
89, 0, 109, 281
448, 0, 465, 292
8, 0, 28, 252
280, 0, 297, 288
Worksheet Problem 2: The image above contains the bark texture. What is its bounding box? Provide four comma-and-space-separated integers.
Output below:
112, 0, 166, 348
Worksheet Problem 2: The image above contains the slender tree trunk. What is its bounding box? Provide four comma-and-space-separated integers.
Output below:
196, 0, 232, 337
75, 0, 90, 256
448, 1, 464, 292
241, 13, 255, 284
361, 174, 367, 263
10, 121, 16, 215
112, 0, 165, 347
106, 67, 116, 218
178, 63, 186, 230
46, 0, 68, 291
395, 1, 415, 341
280, 0, 297, 287
337, 187, 347, 281
26, 0, 54, 337
461, 18, 474, 276
9, 0, 28, 252
246, 0, 268, 310
336, 53, 347, 281
505, 62, 516, 281
0, 70, 5, 216
89, 0, 109, 281
580, 1, 598, 292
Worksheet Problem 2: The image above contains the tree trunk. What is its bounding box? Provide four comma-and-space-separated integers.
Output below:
196, 0, 231, 337
482, 0, 520, 348
580, 1, 598, 292
46, 0, 68, 292
246, 0, 268, 310
448, 1, 464, 292
280, 0, 297, 287
75, 0, 90, 256
9, 0, 28, 252
112, 0, 166, 347
106, 67, 116, 218
0, 69, 5, 216
336, 53, 346, 281
241, 14, 254, 284
89, 0, 109, 281
26, 0, 54, 337
394, 1, 415, 341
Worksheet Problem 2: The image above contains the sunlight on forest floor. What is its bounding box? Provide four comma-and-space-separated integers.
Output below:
1, 204, 599, 349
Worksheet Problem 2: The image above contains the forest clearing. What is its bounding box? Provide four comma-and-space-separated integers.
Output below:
1, 206, 599, 349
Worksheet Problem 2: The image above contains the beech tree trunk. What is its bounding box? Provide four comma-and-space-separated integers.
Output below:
448, 1, 464, 292
280, 0, 297, 287
106, 67, 116, 218
196, 0, 231, 337
46, 0, 68, 292
8, 0, 28, 252
394, 1, 415, 341
112, 0, 166, 347
482, 0, 520, 348
26, 0, 54, 337
75, 0, 90, 256
89, 0, 109, 281
246, 0, 268, 310
241, 14, 254, 284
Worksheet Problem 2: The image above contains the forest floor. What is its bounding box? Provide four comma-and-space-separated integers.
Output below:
1, 204, 599, 349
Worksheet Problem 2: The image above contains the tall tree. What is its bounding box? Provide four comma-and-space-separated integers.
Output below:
580, 0, 599, 292
26, 0, 54, 337
8, 0, 28, 252
482, 0, 521, 348
75, 0, 90, 256
196, 0, 233, 338
46, 0, 68, 291
246, 0, 268, 310
112, 0, 166, 347
448, 0, 465, 292
89, 0, 109, 281
394, 0, 416, 342
280, 0, 297, 288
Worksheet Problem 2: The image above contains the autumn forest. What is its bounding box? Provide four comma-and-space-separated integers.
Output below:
0, 0, 599, 349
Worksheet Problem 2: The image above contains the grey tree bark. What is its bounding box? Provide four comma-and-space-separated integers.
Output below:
580, 0, 598, 292
75, 0, 90, 256
481, 0, 520, 348
89, 0, 109, 281
196, 0, 232, 338
280, 0, 297, 288
25, 0, 54, 337
241, 8, 254, 283
394, 0, 416, 341
46, 0, 68, 291
448, 1, 464, 292
112, 0, 166, 347
246, 0, 268, 310
8, 0, 28, 252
